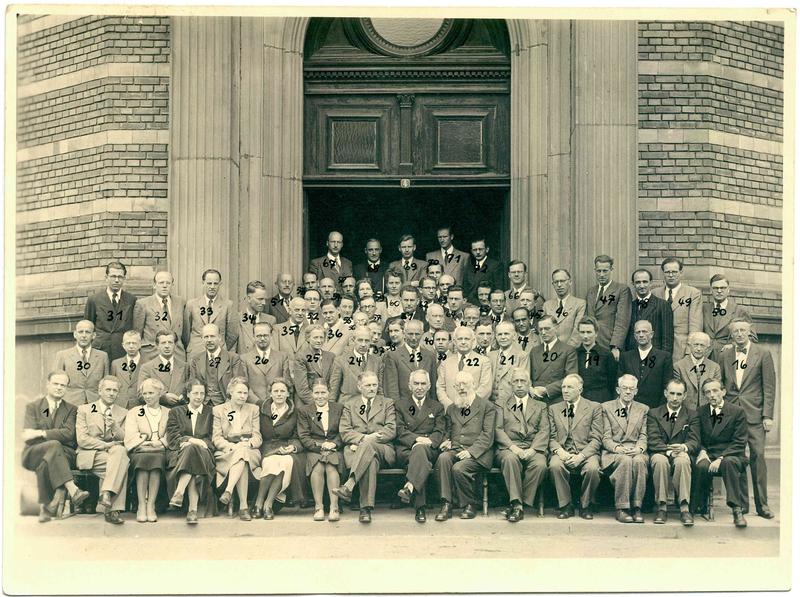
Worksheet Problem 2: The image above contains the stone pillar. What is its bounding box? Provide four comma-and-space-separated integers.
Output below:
572, 20, 639, 295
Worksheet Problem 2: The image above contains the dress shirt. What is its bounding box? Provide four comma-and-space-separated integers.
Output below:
317, 403, 330, 434
734, 341, 750, 388
188, 403, 204, 435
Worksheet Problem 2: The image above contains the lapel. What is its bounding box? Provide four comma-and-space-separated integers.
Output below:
505, 396, 525, 427
737, 345, 759, 389
671, 407, 690, 440
569, 399, 589, 433
638, 349, 656, 382
626, 402, 642, 438
457, 399, 480, 427
217, 349, 231, 376
207, 299, 220, 324
356, 398, 370, 424
709, 403, 732, 438
367, 397, 384, 422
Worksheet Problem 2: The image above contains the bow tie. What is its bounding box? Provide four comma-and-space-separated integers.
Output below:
735, 346, 748, 354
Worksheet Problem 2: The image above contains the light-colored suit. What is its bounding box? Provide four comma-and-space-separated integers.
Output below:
53, 346, 110, 406
435, 350, 492, 409
124, 404, 169, 451
329, 352, 384, 404
321, 320, 353, 356
601, 400, 649, 509
543, 295, 587, 347
424, 248, 469, 285
240, 348, 293, 404
585, 281, 632, 350
271, 320, 310, 360
234, 303, 277, 356
132, 294, 187, 362
183, 296, 238, 357
76, 400, 129, 511
672, 355, 721, 411
653, 284, 703, 361
110, 354, 142, 408
488, 345, 530, 403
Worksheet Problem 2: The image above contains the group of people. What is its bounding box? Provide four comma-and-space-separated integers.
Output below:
21, 227, 777, 529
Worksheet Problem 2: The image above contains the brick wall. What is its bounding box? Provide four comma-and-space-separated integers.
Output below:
637, 21, 783, 316
16, 15, 170, 324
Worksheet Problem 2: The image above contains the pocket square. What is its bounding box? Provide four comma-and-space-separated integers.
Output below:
428, 413, 435, 419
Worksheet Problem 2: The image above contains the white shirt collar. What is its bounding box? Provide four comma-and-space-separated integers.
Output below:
442, 246, 453, 256
690, 354, 704, 366
316, 403, 330, 412
155, 294, 171, 305
666, 283, 682, 294
735, 341, 751, 355
159, 355, 175, 365
127, 353, 140, 364
476, 256, 487, 268
46, 396, 62, 413
107, 288, 120, 302
326, 252, 340, 264
207, 347, 222, 359
259, 347, 272, 359
716, 298, 729, 309
667, 405, 681, 417
188, 403, 204, 416
639, 293, 652, 302
76, 345, 91, 358
638, 346, 653, 359
712, 400, 725, 413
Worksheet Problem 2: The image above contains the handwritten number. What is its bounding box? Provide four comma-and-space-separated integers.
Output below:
227, 411, 234, 422
359, 405, 366, 415
543, 352, 558, 363
409, 405, 416, 416
460, 407, 471, 417
91, 404, 97, 413
138, 407, 145, 417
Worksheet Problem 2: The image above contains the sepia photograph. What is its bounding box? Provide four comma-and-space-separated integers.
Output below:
3, 3, 795, 594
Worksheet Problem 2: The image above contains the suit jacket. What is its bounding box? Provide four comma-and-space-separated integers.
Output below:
443, 397, 496, 468
576, 344, 617, 403
395, 395, 445, 449
211, 401, 263, 450
600, 400, 649, 468
382, 309, 428, 344
548, 398, 602, 459
110, 355, 142, 408
297, 402, 345, 452
463, 257, 504, 304
495, 396, 549, 453
653, 284, 703, 360
292, 348, 336, 406
625, 295, 674, 354
696, 401, 748, 460
720, 344, 776, 425
188, 349, 246, 405
23, 396, 77, 449
132, 293, 187, 361
435, 350, 492, 409
322, 320, 353, 356
585, 281, 632, 350
340, 395, 397, 445
506, 286, 546, 321
488, 345, 530, 403
240, 348, 293, 404
182, 296, 238, 356
75, 400, 128, 469
235, 303, 277, 356
702, 298, 758, 357
353, 261, 388, 294
138, 357, 189, 404
672, 356, 722, 412
388, 258, 429, 285
271, 320, 310, 359
425, 248, 470, 286
617, 347, 672, 409
329, 352, 384, 403
53, 346, 110, 406
268, 294, 291, 324
308, 255, 354, 289
646, 404, 700, 455
123, 404, 170, 451
259, 398, 303, 456
382, 345, 438, 402
543, 295, 587, 347
84, 289, 137, 361
165, 403, 214, 452
529, 340, 578, 404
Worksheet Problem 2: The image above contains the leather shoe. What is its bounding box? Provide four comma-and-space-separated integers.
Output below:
219, 490, 232, 506
299, 499, 315, 509
415, 507, 427, 523
757, 507, 775, 520
654, 509, 667, 524
263, 507, 274, 520
332, 485, 352, 503
71, 489, 90, 509
239, 508, 252, 521
186, 510, 198, 524
328, 510, 340, 522
732, 507, 747, 528
680, 511, 694, 527
251, 505, 263, 518
632, 508, 645, 523
98, 491, 113, 510
38, 506, 52, 523
104, 511, 124, 525
397, 487, 412, 505
169, 491, 184, 509
507, 505, 523, 523
579, 508, 593, 520
358, 509, 372, 523
460, 504, 477, 519
557, 506, 574, 519
435, 502, 452, 522
273, 501, 285, 514
616, 509, 634, 523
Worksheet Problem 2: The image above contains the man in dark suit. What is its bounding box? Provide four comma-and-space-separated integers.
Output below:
495, 368, 549, 522
463, 238, 504, 305
618, 320, 672, 409
625, 268, 674, 355
720, 318, 776, 519
383, 320, 438, 403
425, 227, 470, 286
334, 371, 397, 523
292, 325, 335, 406
268, 272, 295, 324
21, 371, 90, 522
138, 330, 189, 406
308, 231, 353, 291
575, 316, 617, 403
691, 378, 749, 527
434, 371, 496, 520
354, 238, 388, 294
389, 235, 429, 287
53, 320, 110, 406
547, 374, 603, 519
83, 261, 137, 362
703, 274, 758, 361
132, 270, 186, 363
647, 379, 699, 526
382, 285, 428, 344
188, 323, 246, 406
395, 369, 446, 523
110, 330, 143, 408
529, 316, 578, 405
585, 254, 632, 359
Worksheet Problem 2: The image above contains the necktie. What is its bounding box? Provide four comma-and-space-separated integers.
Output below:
458, 354, 465, 371
206, 299, 213, 319
365, 399, 373, 418
293, 325, 300, 339
162, 297, 170, 320
558, 299, 564, 316
667, 288, 673, 305
638, 298, 648, 310
81, 349, 89, 376
519, 336, 528, 349
414, 351, 421, 369
103, 407, 112, 439
516, 399, 525, 417
584, 349, 591, 369
112, 292, 119, 309
669, 411, 676, 434
415, 398, 423, 412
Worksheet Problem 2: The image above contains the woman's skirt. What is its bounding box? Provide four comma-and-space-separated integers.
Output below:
130, 449, 166, 472
166, 443, 217, 518
256, 454, 294, 502
305, 450, 343, 476
214, 444, 262, 487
